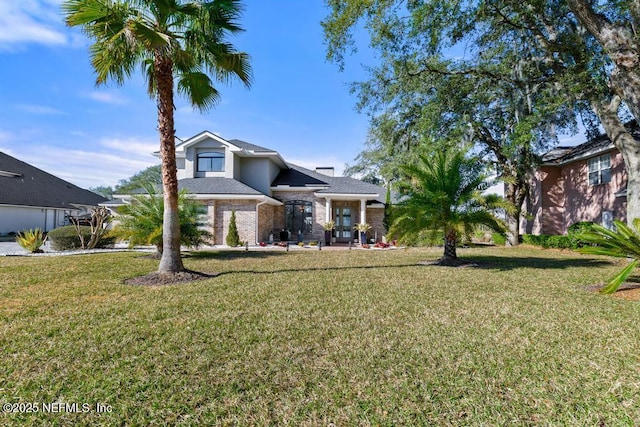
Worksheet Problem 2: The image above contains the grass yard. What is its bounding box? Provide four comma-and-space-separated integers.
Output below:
1, 246, 640, 426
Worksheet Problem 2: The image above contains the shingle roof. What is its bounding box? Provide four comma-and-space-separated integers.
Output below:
178, 178, 263, 195
271, 167, 329, 187
541, 147, 574, 163
0, 152, 107, 209
273, 163, 388, 203
227, 139, 275, 152
543, 121, 640, 164
127, 178, 264, 196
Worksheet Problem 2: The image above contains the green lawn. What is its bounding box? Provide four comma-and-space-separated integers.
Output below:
1, 247, 639, 426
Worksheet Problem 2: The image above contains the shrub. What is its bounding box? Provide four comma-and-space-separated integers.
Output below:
48, 226, 115, 251
491, 232, 507, 246
226, 210, 241, 247
113, 185, 211, 253
567, 221, 595, 248
521, 234, 574, 249
15, 228, 47, 253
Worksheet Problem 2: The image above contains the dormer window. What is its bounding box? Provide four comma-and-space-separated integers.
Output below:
197, 151, 225, 172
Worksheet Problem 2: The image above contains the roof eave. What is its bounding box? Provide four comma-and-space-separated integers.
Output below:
187, 194, 283, 205
271, 185, 328, 191
541, 143, 616, 166
314, 192, 380, 200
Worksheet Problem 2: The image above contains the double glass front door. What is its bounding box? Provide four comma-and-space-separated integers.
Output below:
334, 206, 352, 242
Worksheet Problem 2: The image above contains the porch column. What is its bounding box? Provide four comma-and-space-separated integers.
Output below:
325, 198, 332, 223
360, 199, 367, 224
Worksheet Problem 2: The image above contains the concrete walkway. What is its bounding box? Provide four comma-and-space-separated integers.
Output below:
0, 241, 30, 255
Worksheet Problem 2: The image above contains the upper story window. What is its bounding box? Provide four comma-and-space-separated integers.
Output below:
197, 151, 225, 172
588, 154, 611, 185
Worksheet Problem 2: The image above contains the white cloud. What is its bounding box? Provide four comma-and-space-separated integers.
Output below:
84, 91, 129, 105
0, 134, 160, 189
16, 104, 66, 115
0, 1, 69, 50
100, 137, 158, 158
32, 146, 158, 188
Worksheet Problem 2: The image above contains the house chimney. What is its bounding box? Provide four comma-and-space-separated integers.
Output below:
315, 167, 334, 177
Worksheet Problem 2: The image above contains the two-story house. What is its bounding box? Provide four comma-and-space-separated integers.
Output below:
118, 131, 388, 245
521, 124, 636, 235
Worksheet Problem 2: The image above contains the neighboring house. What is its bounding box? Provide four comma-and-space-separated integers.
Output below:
114, 131, 388, 245
0, 152, 108, 234
522, 124, 637, 235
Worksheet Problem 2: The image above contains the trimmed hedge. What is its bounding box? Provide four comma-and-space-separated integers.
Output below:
521, 222, 595, 250
48, 225, 116, 251
522, 234, 574, 249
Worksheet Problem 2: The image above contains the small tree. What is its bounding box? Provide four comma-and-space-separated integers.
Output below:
226, 210, 241, 247
390, 147, 505, 265
70, 207, 111, 249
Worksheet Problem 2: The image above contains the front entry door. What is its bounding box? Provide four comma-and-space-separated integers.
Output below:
334, 206, 352, 242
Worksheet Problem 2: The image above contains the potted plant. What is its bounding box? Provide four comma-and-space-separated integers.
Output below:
355, 223, 371, 245
323, 220, 335, 246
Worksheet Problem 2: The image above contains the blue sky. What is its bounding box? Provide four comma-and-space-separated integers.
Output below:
0, 1, 372, 189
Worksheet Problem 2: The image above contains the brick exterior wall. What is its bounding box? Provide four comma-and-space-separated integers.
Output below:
269, 193, 387, 243
257, 203, 275, 243
214, 200, 257, 245
366, 208, 386, 242
523, 148, 627, 235
197, 194, 388, 245
272, 191, 326, 241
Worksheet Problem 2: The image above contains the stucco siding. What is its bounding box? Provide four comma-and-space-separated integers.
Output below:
0, 206, 71, 234
239, 158, 274, 195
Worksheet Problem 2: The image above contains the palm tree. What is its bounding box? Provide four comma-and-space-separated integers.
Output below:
114, 184, 212, 255
63, 0, 251, 274
389, 148, 505, 265
576, 219, 640, 294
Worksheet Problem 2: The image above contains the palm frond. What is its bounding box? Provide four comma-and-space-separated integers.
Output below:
576, 219, 640, 294
599, 260, 639, 294
177, 71, 221, 111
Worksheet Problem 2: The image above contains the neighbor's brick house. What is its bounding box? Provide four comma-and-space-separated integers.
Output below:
112, 131, 387, 245
521, 125, 636, 235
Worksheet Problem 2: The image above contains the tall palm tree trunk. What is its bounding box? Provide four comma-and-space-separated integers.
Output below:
156, 54, 185, 273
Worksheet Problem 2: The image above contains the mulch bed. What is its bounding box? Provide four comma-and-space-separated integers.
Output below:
124, 270, 217, 286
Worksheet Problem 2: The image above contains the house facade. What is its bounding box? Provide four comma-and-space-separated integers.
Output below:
521, 128, 633, 235
118, 132, 387, 245
0, 152, 107, 234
